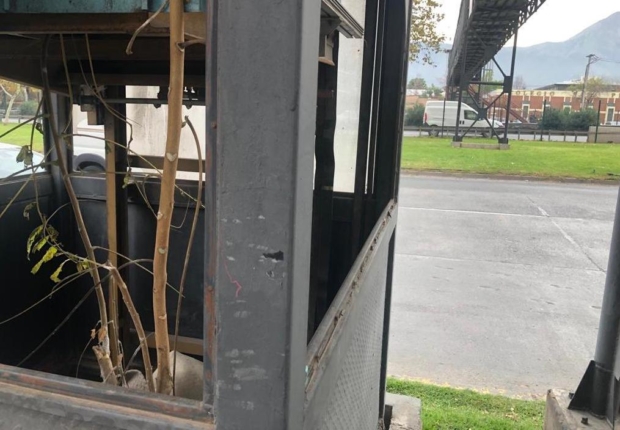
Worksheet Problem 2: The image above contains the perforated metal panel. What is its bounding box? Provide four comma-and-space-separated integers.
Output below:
318, 249, 387, 430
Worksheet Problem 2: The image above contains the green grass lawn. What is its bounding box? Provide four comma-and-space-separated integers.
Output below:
402, 137, 620, 181
387, 378, 545, 430
0, 122, 44, 152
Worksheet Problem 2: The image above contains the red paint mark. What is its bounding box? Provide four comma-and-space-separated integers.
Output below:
224, 259, 243, 298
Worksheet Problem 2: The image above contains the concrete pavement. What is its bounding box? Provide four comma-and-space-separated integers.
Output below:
388, 175, 618, 398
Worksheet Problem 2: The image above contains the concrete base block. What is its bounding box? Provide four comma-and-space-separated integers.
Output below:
452, 141, 510, 150
544, 389, 611, 429
451, 142, 511, 150
384, 393, 422, 430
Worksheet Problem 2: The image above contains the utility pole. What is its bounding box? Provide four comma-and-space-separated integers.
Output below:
581, 54, 599, 109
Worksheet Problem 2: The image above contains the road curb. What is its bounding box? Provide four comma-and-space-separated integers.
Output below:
401, 170, 620, 186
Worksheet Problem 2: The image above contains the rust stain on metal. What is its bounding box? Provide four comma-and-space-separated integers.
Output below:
205, 283, 216, 380
305, 202, 396, 390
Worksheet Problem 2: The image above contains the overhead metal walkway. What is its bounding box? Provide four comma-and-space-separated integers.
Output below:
448, 0, 546, 87
446, 0, 546, 145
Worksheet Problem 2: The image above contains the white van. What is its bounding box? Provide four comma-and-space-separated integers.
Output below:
423, 100, 503, 137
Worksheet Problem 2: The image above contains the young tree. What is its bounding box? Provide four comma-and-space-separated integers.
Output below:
480, 69, 502, 98
408, 77, 428, 90
514, 76, 527, 90
410, 0, 445, 65
569, 77, 608, 107
424, 85, 442, 98
0, 79, 22, 124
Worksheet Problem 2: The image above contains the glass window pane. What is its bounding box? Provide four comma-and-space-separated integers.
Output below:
0, 83, 44, 179
332, 0, 366, 192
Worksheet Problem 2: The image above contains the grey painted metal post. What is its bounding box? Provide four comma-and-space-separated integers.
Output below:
502, 29, 518, 144
209, 0, 320, 429
570, 188, 620, 421
453, 40, 468, 143
592, 189, 620, 418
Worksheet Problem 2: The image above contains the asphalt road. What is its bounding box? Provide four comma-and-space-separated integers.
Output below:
388, 175, 618, 398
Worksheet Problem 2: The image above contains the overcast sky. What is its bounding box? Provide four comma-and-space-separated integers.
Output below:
438, 0, 620, 47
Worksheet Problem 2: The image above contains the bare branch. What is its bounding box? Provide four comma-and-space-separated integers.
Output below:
172, 116, 203, 392
107, 265, 155, 392
152, 0, 185, 395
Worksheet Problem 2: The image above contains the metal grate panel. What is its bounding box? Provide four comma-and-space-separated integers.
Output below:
317, 241, 389, 430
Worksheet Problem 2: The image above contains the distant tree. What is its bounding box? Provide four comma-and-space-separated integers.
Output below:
404, 104, 425, 126
410, 0, 445, 65
514, 76, 527, 90
424, 85, 442, 97
408, 77, 428, 90
569, 77, 608, 107
481, 69, 502, 97
0, 79, 21, 124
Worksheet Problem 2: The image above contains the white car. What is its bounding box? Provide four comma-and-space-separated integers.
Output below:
424, 100, 504, 137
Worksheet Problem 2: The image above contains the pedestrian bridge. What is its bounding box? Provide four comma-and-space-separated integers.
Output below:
448, 0, 547, 87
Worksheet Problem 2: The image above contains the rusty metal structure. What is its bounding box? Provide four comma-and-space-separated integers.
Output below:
0, 0, 410, 429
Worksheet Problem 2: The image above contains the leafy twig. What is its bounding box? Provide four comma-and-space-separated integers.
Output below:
42, 35, 117, 383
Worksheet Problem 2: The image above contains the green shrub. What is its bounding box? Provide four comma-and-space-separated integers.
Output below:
540, 108, 568, 130
568, 109, 599, 131
19, 100, 39, 116
405, 104, 425, 127
541, 108, 599, 131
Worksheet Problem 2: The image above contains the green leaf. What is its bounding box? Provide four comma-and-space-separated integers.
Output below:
24, 150, 33, 167
26, 225, 44, 257
23, 202, 36, 220
31, 246, 58, 275
50, 259, 70, 283
46, 225, 59, 241
16, 145, 28, 163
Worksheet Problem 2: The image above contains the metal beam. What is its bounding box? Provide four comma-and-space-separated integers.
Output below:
208, 0, 320, 428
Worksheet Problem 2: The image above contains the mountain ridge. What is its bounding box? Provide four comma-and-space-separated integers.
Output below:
408, 11, 620, 88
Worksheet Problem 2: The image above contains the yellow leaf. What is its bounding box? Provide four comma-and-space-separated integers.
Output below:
31, 246, 58, 275
34, 236, 47, 253
77, 260, 90, 273
26, 225, 43, 257
50, 259, 70, 283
